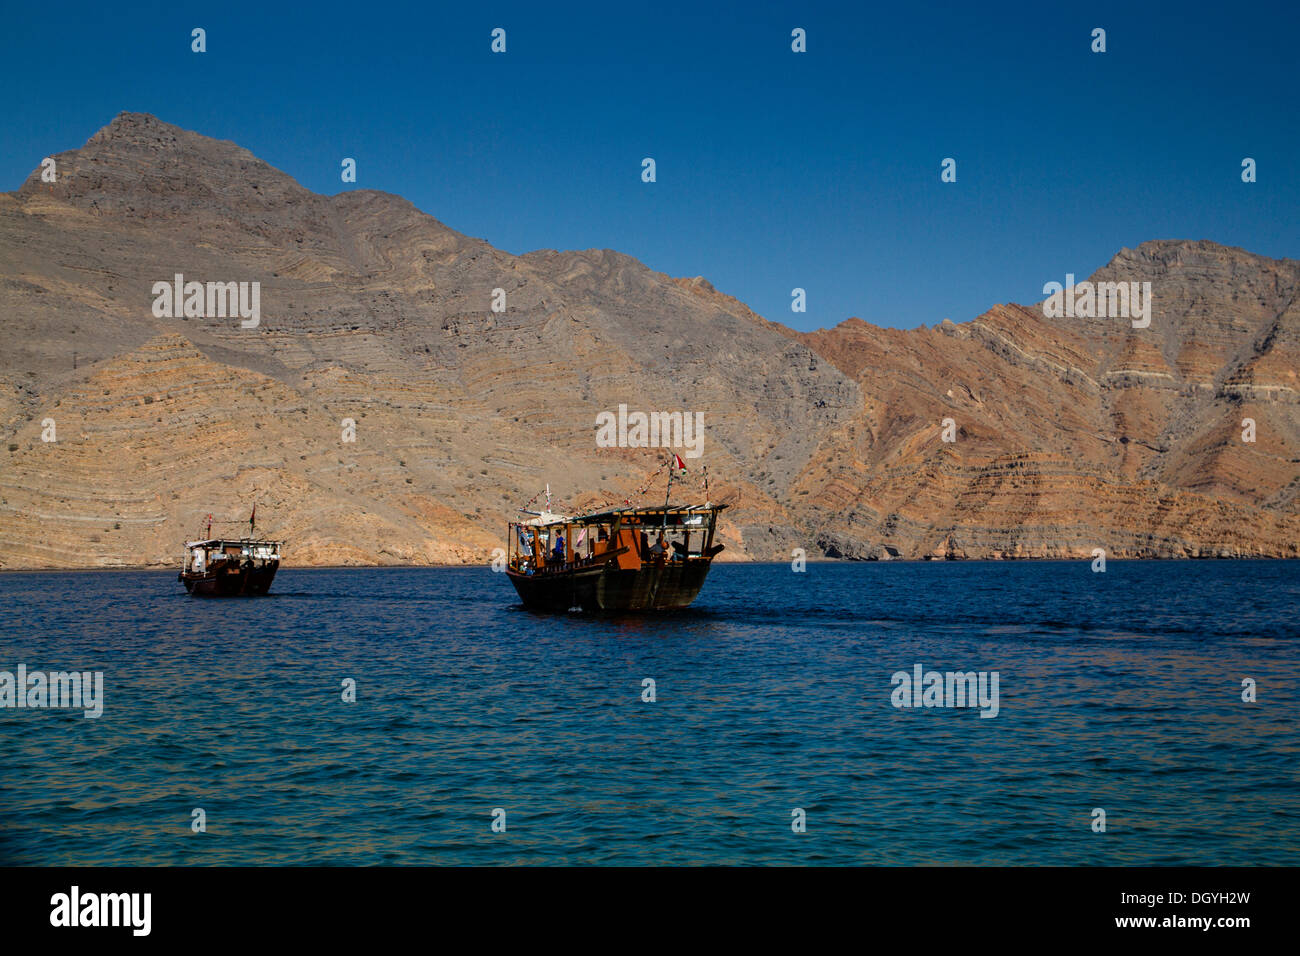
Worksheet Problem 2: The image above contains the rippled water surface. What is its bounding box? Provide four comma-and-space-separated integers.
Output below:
1, 561, 1297, 865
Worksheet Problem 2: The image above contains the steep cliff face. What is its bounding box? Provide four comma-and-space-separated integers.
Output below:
0, 113, 1295, 568
797, 242, 1300, 559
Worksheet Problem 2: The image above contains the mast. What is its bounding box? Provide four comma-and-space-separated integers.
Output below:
660, 455, 670, 538
661, 454, 684, 536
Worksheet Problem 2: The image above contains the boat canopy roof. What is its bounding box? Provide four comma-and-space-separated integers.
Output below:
516, 503, 726, 528
186, 538, 283, 548
517, 510, 571, 527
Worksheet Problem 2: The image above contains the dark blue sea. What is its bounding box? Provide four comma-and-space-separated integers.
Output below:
1, 561, 1296, 866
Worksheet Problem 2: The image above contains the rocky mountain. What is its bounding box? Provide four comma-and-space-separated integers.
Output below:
0, 113, 1295, 568
796, 242, 1300, 559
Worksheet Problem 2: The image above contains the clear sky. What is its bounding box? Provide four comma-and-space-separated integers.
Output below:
2, 1, 1296, 331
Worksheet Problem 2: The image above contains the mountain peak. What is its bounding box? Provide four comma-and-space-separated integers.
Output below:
89, 111, 181, 142
1108, 238, 1295, 273
17, 111, 309, 220
75, 110, 265, 170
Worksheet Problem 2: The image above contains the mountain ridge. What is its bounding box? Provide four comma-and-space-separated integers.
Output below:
1, 112, 1296, 568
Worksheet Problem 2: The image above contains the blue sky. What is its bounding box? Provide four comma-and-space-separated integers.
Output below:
3, 1, 1297, 331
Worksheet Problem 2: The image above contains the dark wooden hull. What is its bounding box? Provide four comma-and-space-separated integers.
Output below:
506, 559, 715, 613
180, 562, 279, 596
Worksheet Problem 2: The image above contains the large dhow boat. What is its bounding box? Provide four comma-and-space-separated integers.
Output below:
505, 458, 726, 612
178, 507, 283, 596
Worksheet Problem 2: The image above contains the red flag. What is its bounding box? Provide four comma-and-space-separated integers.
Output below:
673, 454, 686, 471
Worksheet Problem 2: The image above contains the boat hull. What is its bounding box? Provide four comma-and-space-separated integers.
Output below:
180, 561, 279, 596
506, 559, 714, 613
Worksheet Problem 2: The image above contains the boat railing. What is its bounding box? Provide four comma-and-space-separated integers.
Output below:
506, 504, 725, 575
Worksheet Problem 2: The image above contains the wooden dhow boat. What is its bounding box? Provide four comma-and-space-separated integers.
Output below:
178, 508, 282, 596
505, 461, 726, 612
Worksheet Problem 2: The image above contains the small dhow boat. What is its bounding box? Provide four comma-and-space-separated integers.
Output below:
178, 507, 282, 596
505, 458, 726, 612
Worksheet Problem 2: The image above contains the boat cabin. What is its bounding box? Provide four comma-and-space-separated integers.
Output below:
184, 538, 283, 574
507, 505, 725, 576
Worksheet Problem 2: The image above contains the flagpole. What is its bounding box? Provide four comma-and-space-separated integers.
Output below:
661, 456, 674, 536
